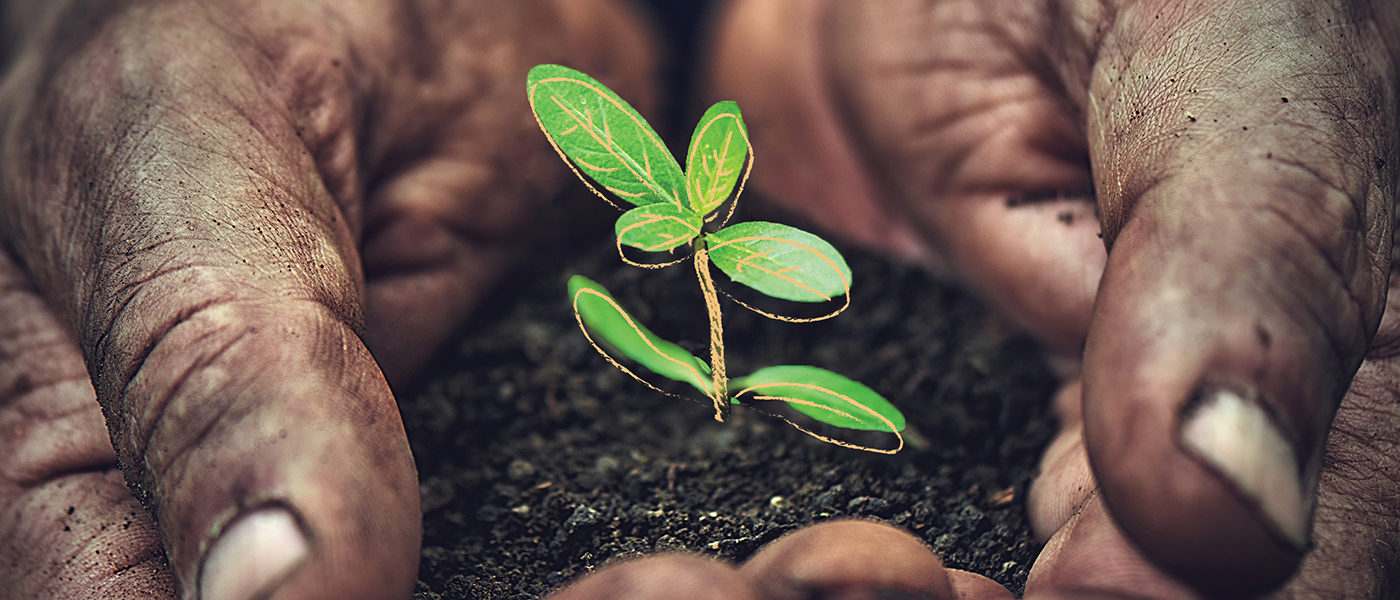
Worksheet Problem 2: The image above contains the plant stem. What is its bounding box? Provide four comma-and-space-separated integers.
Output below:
693, 246, 728, 422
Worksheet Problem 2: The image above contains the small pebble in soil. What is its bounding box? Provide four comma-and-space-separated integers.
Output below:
507, 459, 537, 481
846, 496, 891, 516
552, 504, 604, 549
813, 485, 846, 511
592, 455, 621, 476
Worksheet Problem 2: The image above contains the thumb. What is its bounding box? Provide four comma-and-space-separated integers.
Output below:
2, 7, 419, 599
1077, 0, 1396, 595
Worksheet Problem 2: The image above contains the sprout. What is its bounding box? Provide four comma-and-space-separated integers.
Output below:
529, 64, 904, 453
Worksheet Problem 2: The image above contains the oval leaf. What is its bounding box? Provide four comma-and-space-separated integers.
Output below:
615, 203, 702, 253
685, 101, 751, 218
730, 365, 904, 432
707, 221, 852, 302
528, 65, 686, 209
569, 275, 712, 396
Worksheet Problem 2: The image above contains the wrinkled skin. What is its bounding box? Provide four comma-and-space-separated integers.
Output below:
3, 2, 1399, 600
0, 0, 654, 598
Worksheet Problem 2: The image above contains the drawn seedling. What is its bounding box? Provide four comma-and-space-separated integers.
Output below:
528, 64, 905, 453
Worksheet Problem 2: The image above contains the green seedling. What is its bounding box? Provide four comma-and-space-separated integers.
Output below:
528, 64, 904, 453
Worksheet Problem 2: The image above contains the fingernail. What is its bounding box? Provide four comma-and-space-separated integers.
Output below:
1179, 385, 1310, 552
200, 506, 310, 600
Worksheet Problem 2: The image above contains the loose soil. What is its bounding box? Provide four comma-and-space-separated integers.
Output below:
401, 191, 1059, 599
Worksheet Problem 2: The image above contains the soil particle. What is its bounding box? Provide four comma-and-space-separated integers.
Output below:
403, 192, 1057, 599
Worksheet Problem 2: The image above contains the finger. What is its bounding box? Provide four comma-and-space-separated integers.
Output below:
1023, 381, 1200, 599
546, 554, 761, 600
1, 5, 429, 598
705, 0, 1106, 355
0, 248, 174, 598
1072, 1, 1398, 593
1026, 491, 1199, 599
948, 571, 1017, 600
1286, 352, 1400, 598
1026, 362, 1400, 599
739, 519, 957, 600
358, 0, 660, 384
1026, 381, 1095, 543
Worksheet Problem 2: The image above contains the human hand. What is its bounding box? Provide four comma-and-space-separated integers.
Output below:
549, 0, 1400, 598
0, 1, 654, 598
549, 519, 1015, 600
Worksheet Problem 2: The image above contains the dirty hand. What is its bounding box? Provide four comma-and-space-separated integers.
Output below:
685, 0, 1392, 598
0, 0, 651, 598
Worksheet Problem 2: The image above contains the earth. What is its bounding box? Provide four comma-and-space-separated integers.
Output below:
403, 4, 1060, 598
400, 187, 1058, 600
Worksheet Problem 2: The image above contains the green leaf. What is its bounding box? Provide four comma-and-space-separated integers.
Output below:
707, 222, 852, 302
568, 275, 712, 396
730, 366, 904, 432
615, 203, 703, 253
528, 64, 686, 209
684, 101, 751, 218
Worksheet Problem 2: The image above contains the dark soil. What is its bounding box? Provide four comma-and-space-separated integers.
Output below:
401, 190, 1059, 599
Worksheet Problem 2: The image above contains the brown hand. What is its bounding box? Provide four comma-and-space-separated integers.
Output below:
695, 0, 1399, 597
0, 1, 654, 598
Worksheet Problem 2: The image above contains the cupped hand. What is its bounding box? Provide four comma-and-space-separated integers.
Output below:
671, 0, 1392, 598
0, 0, 653, 598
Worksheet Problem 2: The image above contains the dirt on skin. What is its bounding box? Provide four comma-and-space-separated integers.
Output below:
400, 188, 1059, 600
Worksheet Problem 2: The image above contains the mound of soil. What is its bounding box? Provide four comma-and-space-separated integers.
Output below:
401, 190, 1058, 599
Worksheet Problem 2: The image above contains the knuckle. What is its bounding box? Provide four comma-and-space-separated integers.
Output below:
103, 292, 354, 507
